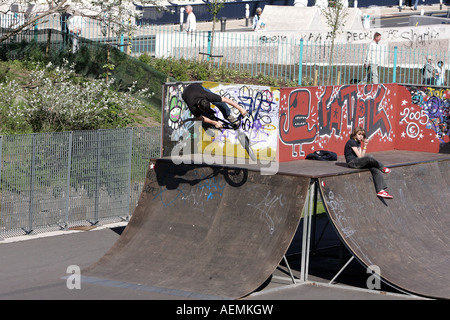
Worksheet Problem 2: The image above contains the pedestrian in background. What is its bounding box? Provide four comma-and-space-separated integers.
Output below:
60, 5, 71, 47
364, 32, 382, 84
422, 56, 435, 85
435, 60, 446, 86
67, 12, 85, 53
185, 5, 196, 33
252, 7, 263, 31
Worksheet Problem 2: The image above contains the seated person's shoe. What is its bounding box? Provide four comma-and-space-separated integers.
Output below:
377, 190, 393, 199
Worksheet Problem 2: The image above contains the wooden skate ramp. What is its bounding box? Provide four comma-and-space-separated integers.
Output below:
85, 159, 309, 299
319, 159, 450, 299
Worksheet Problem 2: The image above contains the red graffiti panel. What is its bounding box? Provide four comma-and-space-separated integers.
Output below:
277, 84, 425, 162
279, 88, 317, 157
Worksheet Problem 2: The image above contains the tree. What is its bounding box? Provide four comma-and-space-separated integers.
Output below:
318, 0, 349, 85
0, 0, 165, 43
206, 0, 224, 66
1, 0, 169, 80
0, 0, 69, 43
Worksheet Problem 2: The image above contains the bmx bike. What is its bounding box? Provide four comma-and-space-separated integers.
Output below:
180, 114, 257, 161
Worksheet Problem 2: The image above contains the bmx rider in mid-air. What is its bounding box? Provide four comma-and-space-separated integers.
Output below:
182, 83, 248, 134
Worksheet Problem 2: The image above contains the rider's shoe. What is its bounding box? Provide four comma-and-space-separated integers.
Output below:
227, 114, 237, 123
227, 115, 240, 130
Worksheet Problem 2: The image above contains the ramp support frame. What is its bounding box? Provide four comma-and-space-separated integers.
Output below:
298, 178, 356, 284
300, 180, 316, 281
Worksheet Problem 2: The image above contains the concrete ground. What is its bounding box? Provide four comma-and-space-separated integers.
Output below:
0, 221, 426, 301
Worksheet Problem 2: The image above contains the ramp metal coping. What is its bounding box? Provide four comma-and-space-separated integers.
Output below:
156, 151, 450, 178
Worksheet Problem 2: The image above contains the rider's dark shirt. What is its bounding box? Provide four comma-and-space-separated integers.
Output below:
182, 83, 222, 117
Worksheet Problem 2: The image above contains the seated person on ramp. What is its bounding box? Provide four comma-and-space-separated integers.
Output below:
344, 127, 393, 199
182, 83, 248, 134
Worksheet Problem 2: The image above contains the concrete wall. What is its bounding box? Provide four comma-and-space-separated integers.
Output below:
243, 5, 450, 54
260, 5, 363, 32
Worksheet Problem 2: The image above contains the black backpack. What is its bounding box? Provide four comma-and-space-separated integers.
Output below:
305, 150, 337, 161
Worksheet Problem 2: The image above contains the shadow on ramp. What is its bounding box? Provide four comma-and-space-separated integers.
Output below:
319, 160, 450, 299
85, 159, 310, 299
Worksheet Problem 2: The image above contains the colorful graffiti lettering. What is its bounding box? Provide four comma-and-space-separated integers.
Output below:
279, 85, 393, 160
279, 88, 317, 157
168, 95, 183, 127
236, 85, 277, 137
164, 83, 197, 144
163, 82, 447, 162
210, 84, 279, 160
162, 82, 280, 160
407, 86, 450, 144
318, 85, 391, 139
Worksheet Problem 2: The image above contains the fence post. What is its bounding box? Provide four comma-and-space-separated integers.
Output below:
207, 31, 212, 61
94, 130, 102, 225
65, 131, 73, 230
0, 136, 2, 240
393, 46, 398, 83
120, 32, 124, 52
0, 136, 2, 193
34, 15, 39, 42
298, 38, 304, 86
126, 128, 133, 220
27, 133, 37, 234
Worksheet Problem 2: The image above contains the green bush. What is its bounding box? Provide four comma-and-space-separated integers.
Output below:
0, 60, 152, 133
137, 53, 296, 87
0, 41, 179, 133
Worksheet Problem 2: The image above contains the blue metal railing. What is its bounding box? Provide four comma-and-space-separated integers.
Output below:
1, 13, 449, 86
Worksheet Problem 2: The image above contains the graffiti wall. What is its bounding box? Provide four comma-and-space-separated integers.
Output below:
162, 82, 193, 158
402, 85, 450, 154
279, 84, 395, 161
162, 81, 280, 161
278, 84, 447, 162
162, 82, 448, 164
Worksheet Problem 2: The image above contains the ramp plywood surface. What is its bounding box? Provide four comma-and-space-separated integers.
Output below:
319, 160, 450, 299
85, 159, 309, 298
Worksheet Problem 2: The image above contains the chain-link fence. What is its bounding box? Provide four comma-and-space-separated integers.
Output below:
0, 126, 160, 238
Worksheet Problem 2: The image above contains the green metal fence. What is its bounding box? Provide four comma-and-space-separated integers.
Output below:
0, 127, 160, 238
1, 13, 449, 87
